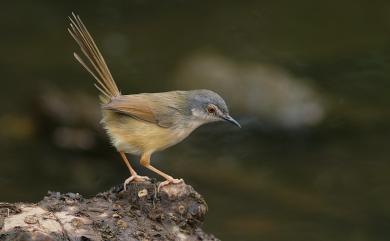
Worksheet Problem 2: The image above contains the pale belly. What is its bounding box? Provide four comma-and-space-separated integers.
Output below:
101, 111, 195, 155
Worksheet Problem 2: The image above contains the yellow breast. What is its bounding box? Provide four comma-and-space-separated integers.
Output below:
101, 110, 195, 155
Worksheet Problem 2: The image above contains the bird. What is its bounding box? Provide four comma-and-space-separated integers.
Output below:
68, 13, 240, 191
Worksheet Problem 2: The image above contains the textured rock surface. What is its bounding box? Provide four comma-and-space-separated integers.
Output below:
0, 181, 219, 241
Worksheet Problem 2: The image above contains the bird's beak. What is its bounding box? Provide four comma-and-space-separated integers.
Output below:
222, 115, 241, 128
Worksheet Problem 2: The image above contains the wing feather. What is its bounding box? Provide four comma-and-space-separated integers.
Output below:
102, 95, 157, 124
102, 93, 186, 128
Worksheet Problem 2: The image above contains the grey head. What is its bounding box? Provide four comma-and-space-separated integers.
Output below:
186, 89, 240, 128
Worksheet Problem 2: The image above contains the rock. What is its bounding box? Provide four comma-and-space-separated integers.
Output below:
0, 182, 218, 241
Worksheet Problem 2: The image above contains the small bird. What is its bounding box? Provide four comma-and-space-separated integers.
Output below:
68, 13, 240, 191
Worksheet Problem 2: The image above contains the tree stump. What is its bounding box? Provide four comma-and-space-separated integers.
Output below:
0, 181, 219, 241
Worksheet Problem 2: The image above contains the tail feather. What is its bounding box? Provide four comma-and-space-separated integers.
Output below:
68, 12, 120, 99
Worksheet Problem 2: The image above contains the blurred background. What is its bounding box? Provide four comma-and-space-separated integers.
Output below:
1, 1, 390, 240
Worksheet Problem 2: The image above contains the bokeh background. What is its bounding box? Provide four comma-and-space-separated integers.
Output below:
1, 1, 390, 240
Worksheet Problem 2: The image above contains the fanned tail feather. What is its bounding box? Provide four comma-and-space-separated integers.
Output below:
68, 12, 120, 100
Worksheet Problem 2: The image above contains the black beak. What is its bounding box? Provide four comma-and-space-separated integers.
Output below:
222, 115, 241, 128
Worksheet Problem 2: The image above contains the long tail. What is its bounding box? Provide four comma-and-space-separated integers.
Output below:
68, 12, 120, 100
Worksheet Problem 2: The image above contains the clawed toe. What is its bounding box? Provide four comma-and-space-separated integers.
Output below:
157, 178, 184, 192
123, 175, 150, 191
171, 178, 183, 184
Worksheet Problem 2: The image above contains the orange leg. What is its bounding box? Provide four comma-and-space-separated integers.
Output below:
119, 152, 149, 190
139, 153, 183, 191
120, 152, 137, 175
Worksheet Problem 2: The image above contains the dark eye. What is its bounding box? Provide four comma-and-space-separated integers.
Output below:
207, 106, 216, 114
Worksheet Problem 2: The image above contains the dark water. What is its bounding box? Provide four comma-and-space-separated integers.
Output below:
1, 1, 390, 241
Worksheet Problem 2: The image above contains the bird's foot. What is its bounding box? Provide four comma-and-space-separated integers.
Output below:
157, 177, 184, 192
123, 174, 150, 191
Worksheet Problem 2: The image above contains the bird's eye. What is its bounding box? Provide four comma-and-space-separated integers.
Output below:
207, 106, 216, 114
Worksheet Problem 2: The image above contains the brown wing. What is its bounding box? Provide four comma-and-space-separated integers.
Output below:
102, 95, 157, 124
102, 93, 184, 128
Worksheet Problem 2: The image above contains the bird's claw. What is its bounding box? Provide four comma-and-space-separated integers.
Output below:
123, 175, 150, 191
157, 178, 184, 192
